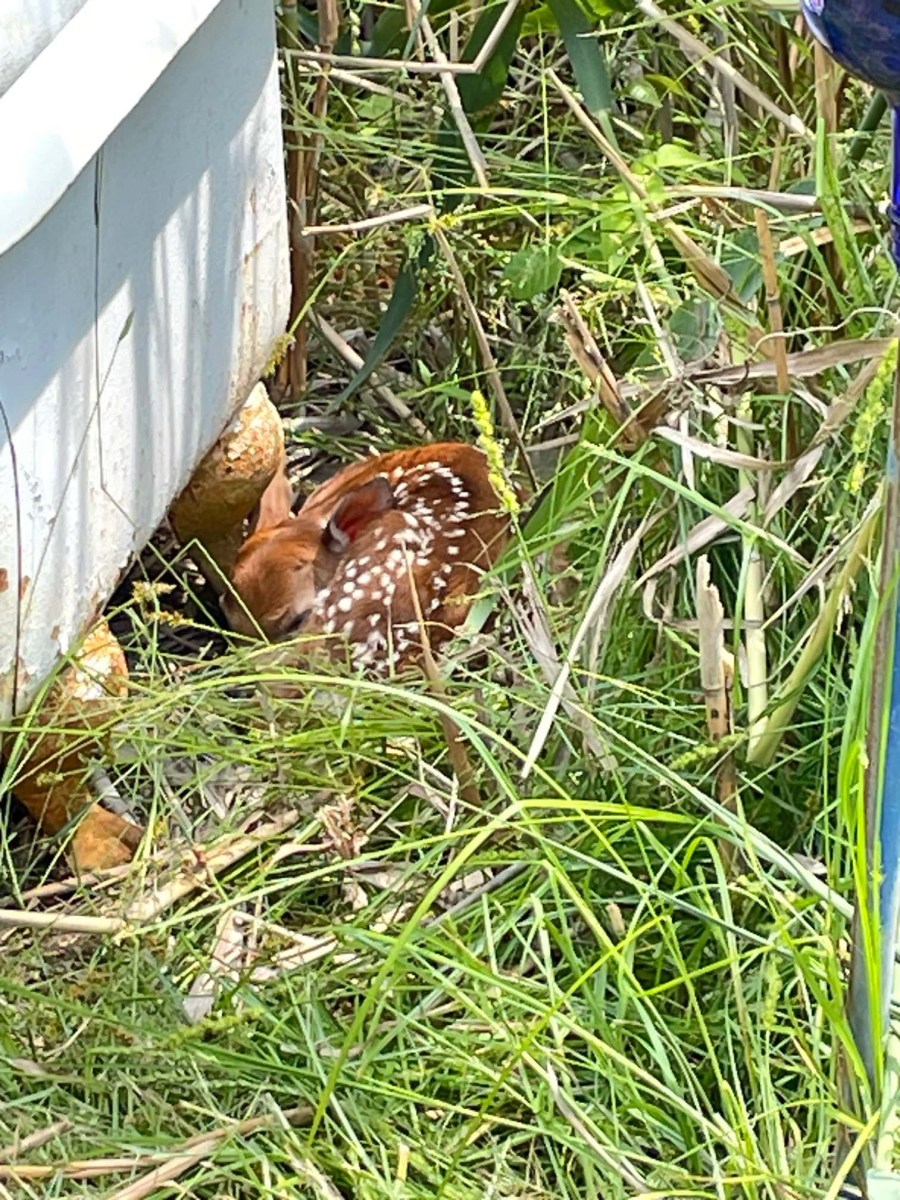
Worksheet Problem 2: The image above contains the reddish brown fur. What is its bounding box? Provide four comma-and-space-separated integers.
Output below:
222, 442, 516, 673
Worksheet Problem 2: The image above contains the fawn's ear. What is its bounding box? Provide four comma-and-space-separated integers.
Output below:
248, 449, 294, 535
323, 477, 395, 554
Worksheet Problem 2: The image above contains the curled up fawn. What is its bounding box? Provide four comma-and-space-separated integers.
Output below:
221, 442, 518, 674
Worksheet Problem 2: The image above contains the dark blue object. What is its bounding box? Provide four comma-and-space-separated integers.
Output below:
802, 0, 900, 99
802, 0, 900, 98
802, 0, 900, 265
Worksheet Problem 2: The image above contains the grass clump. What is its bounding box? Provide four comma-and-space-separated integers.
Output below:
0, 1, 897, 1195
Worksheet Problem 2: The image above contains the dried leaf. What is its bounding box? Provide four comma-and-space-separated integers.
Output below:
653, 425, 783, 471
183, 908, 250, 1024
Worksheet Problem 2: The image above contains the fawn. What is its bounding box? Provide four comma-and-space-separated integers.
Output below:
222, 442, 517, 673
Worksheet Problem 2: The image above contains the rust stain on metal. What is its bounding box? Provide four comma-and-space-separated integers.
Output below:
242, 235, 266, 266
0, 569, 7, 593
18, 575, 30, 600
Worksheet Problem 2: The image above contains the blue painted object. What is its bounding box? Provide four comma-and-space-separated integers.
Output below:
802, 0, 900, 266
802, 0, 900, 100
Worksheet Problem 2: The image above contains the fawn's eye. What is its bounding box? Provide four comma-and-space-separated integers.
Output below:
282, 608, 312, 638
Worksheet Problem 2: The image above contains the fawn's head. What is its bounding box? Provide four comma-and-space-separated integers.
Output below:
222, 472, 396, 641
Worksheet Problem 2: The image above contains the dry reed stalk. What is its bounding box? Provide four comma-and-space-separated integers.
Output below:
745, 573, 770, 751
278, 0, 340, 395
554, 291, 640, 449
729, 381, 770, 763
742, 543, 769, 760
0, 909, 125, 934
124, 809, 302, 923
284, 9, 519, 77
813, 39, 843, 299
0, 1107, 312, 1187
277, 1, 303, 396
773, 19, 793, 98
696, 556, 738, 873
301, 204, 433, 237
754, 209, 791, 396
0, 1121, 73, 1165
814, 41, 840, 136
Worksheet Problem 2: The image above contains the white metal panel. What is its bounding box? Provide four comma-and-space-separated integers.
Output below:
0, 0, 90, 98
0, 0, 289, 717
0, 0, 225, 254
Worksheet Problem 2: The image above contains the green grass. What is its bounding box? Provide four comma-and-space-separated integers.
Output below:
1, 1, 898, 1194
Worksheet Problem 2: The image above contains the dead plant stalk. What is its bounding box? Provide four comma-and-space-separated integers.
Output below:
696, 556, 738, 872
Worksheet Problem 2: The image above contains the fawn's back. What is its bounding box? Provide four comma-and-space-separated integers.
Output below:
223, 442, 515, 673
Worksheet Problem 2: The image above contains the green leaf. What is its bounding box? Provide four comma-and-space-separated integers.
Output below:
581, 0, 631, 14
626, 77, 661, 108
503, 243, 563, 300
522, 4, 555, 36
456, 0, 526, 114
631, 300, 721, 368
295, 8, 320, 43
646, 142, 708, 173
337, 235, 435, 402
643, 71, 689, 99
721, 228, 764, 305
546, 0, 611, 114
366, 5, 407, 57
367, 0, 460, 59
667, 299, 721, 362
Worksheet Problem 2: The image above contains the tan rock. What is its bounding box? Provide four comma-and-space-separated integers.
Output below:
5, 619, 143, 872
170, 382, 286, 584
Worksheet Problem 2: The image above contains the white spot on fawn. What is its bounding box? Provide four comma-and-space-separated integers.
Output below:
367, 629, 387, 652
